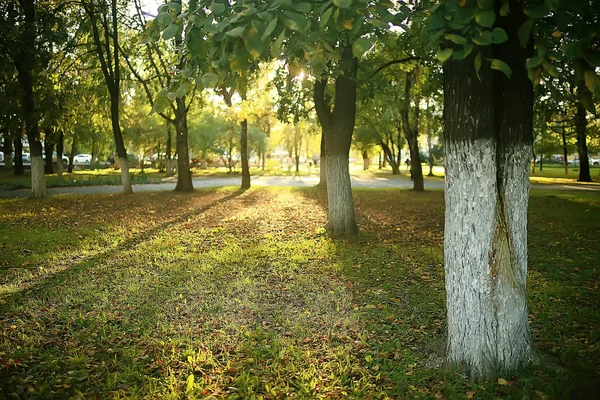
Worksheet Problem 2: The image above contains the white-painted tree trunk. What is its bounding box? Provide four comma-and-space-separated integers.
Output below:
325, 154, 357, 236
29, 155, 47, 198
444, 139, 534, 379
119, 157, 133, 194
4, 153, 13, 169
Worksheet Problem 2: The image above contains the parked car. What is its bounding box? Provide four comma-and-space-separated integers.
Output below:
42, 152, 69, 166
73, 153, 92, 164
569, 157, 600, 166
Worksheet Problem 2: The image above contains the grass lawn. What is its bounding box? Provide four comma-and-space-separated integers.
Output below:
0, 188, 599, 399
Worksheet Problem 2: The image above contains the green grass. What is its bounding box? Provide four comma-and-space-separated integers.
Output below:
0, 188, 598, 398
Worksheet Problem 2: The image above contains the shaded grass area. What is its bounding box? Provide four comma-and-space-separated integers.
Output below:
0, 188, 598, 398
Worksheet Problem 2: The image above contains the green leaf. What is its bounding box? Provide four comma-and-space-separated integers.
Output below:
477, 0, 494, 10
491, 27, 508, 44
526, 55, 543, 69
283, 11, 309, 31
262, 17, 278, 40
333, 0, 352, 9
201, 73, 219, 88
563, 41, 583, 59
166, 2, 181, 14
444, 34, 467, 45
542, 60, 559, 78
156, 11, 173, 27
295, 2, 312, 13
271, 31, 285, 58
524, 4, 550, 19
226, 27, 246, 37
162, 24, 179, 40
211, 3, 226, 15
352, 37, 373, 58
474, 52, 482, 81
472, 31, 493, 46
245, 35, 264, 59
584, 70, 600, 96
452, 44, 473, 60
490, 58, 512, 78
175, 81, 191, 98
499, 0, 510, 16
436, 48, 453, 63
583, 50, 600, 67
517, 19, 532, 48
320, 7, 333, 29
475, 10, 495, 28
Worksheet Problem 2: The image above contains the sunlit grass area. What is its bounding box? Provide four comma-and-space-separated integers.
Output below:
0, 188, 599, 398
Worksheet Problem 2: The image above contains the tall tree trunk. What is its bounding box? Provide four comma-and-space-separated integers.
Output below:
15, 0, 46, 198
3, 132, 13, 169
90, 139, 98, 170
427, 132, 435, 176
174, 97, 193, 192
319, 132, 327, 187
44, 141, 55, 174
85, 0, 132, 194
561, 126, 568, 175
574, 101, 591, 182
443, 0, 534, 380
68, 137, 77, 173
240, 119, 250, 189
14, 137, 24, 176
402, 70, 424, 192
56, 130, 64, 177
323, 45, 358, 236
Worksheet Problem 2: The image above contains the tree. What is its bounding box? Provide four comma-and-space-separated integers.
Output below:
180, 1, 409, 235
423, 0, 600, 380
12, 0, 48, 197
127, 0, 196, 191
81, 0, 132, 194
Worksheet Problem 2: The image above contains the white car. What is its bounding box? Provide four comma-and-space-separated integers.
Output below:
590, 157, 600, 166
73, 154, 92, 164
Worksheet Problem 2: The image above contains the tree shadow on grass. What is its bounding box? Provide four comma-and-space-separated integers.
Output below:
0, 188, 247, 312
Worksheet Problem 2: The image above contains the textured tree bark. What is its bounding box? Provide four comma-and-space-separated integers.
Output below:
561, 126, 568, 175
319, 133, 327, 187
174, 97, 193, 192
15, 0, 46, 197
323, 45, 358, 236
44, 141, 54, 174
3, 133, 13, 169
240, 119, 250, 189
56, 130, 64, 177
574, 101, 591, 182
443, 0, 535, 380
314, 80, 329, 189
14, 138, 24, 176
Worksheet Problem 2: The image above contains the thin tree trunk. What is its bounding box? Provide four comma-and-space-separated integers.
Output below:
381, 141, 400, 174
68, 137, 77, 173
240, 119, 250, 189
56, 130, 64, 177
44, 141, 54, 174
319, 133, 327, 187
560, 126, 568, 175
443, 0, 535, 380
575, 101, 592, 182
14, 137, 24, 176
3, 133, 13, 169
174, 97, 193, 192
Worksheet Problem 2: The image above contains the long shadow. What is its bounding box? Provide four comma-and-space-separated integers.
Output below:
0, 188, 247, 312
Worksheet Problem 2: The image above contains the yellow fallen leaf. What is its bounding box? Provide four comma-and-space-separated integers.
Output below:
498, 377, 508, 385
466, 390, 476, 399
